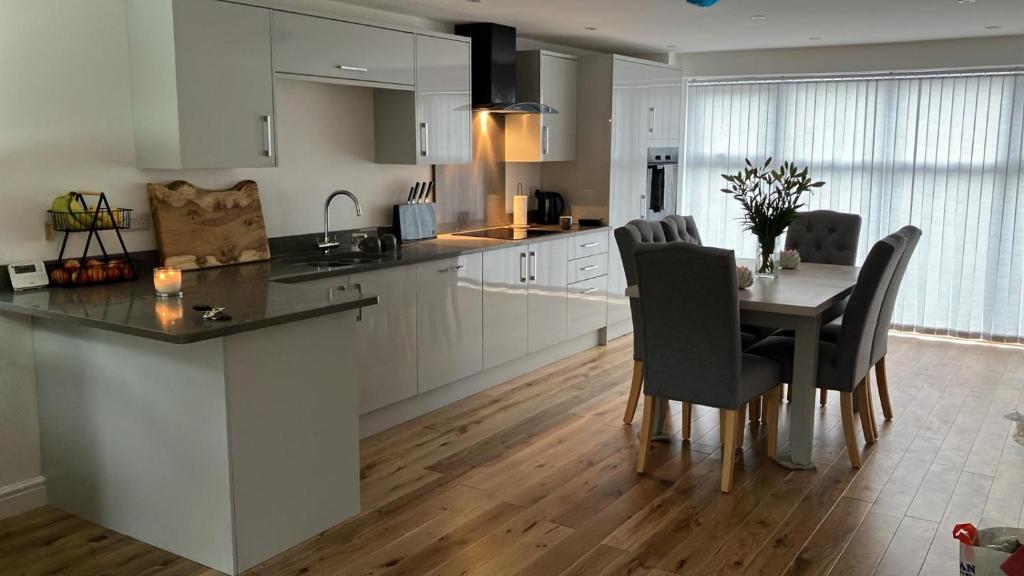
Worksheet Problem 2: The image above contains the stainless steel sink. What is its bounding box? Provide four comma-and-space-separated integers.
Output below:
303, 255, 379, 268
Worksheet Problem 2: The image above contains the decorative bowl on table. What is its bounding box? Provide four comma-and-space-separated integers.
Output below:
779, 249, 801, 270
737, 266, 754, 290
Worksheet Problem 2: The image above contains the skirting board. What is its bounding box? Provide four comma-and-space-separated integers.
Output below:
360, 331, 602, 438
0, 476, 47, 520
602, 319, 633, 345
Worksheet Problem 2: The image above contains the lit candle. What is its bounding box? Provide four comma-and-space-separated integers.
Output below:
153, 267, 182, 297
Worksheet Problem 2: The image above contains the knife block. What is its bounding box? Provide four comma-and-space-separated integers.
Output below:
393, 203, 437, 243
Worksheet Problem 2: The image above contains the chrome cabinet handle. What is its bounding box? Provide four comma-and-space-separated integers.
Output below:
336, 65, 368, 72
542, 125, 549, 155
529, 251, 537, 282
580, 265, 599, 272
439, 264, 464, 273
520, 252, 527, 283
581, 287, 598, 294
262, 114, 274, 158
648, 106, 655, 134
580, 242, 599, 249
640, 194, 647, 220
420, 122, 429, 157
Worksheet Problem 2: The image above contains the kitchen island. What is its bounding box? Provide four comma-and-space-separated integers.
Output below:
0, 226, 612, 575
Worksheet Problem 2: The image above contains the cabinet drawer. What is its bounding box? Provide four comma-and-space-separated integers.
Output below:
566, 276, 608, 339
569, 232, 609, 260
272, 12, 414, 86
567, 253, 607, 284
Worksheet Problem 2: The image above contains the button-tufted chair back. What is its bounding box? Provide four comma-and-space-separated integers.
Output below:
615, 217, 702, 362
661, 215, 703, 245
785, 210, 862, 266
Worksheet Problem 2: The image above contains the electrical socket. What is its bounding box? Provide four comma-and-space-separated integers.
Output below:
133, 211, 152, 231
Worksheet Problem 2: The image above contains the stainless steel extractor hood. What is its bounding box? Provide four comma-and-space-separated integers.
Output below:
453, 23, 558, 115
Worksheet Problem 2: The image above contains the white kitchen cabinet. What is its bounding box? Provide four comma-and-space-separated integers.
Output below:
271, 11, 414, 87
609, 58, 652, 228
349, 266, 418, 414
416, 253, 483, 392
527, 238, 569, 353
505, 51, 578, 162
567, 275, 609, 339
482, 246, 529, 369
126, 0, 276, 169
648, 65, 683, 147
375, 34, 472, 165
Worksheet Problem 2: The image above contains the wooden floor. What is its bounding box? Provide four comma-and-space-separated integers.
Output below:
3, 333, 1023, 576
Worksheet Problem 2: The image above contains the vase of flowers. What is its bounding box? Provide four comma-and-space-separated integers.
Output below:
721, 158, 825, 278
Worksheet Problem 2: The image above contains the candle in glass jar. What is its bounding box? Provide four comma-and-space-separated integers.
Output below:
153, 267, 182, 297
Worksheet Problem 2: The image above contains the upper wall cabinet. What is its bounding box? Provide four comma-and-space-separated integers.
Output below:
127, 0, 277, 169
648, 65, 683, 147
374, 35, 472, 165
271, 12, 414, 88
505, 51, 578, 163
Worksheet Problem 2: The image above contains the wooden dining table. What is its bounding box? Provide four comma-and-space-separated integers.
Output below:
631, 258, 860, 470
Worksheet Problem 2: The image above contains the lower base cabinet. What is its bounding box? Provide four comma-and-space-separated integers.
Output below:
567, 275, 609, 339
350, 266, 419, 414
416, 253, 484, 393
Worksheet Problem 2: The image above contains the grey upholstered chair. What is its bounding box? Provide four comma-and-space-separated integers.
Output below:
785, 210, 863, 266
783, 209, 863, 404
633, 242, 783, 492
747, 231, 908, 468
614, 217, 699, 427
819, 225, 922, 422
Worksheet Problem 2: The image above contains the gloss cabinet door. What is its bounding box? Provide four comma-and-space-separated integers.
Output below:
482, 246, 529, 369
127, 0, 276, 169
527, 238, 569, 353
416, 254, 483, 392
349, 267, 419, 414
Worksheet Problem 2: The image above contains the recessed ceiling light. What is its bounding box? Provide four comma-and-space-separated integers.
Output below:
466, 0, 481, 3
809, 36, 822, 41
666, 44, 677, 49
584, 26, 598, 31
750, 14, 767, 20
957, 0, 976, 4
985, 25, 1001, 29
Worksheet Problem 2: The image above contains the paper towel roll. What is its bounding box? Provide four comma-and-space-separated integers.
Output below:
513, 195, 529, 228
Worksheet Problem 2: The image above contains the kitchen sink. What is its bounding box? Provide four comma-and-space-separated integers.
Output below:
303, 255, 379, 268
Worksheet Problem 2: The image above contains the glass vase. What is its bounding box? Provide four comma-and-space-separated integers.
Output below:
755, 234, 780, 278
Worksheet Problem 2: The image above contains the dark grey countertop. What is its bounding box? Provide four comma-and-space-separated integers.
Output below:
0, 225, 609, 344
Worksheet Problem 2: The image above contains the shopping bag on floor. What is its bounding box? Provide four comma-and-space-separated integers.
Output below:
954, 523, 1024, 576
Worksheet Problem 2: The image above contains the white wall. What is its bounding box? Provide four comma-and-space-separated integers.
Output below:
0, 0, 443, 519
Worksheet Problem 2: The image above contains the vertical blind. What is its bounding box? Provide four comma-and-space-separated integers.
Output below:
682, 70, 1024, 341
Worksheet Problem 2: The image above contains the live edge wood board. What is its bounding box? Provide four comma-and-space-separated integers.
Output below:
149, 180, 271, 270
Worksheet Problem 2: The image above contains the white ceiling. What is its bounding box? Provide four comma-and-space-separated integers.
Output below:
340, 0, 1024, 54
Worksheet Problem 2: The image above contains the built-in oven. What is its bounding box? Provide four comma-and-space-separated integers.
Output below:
646, 147, 678, 222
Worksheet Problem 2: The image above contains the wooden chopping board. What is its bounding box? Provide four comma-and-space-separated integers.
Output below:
148, 180, 271, 270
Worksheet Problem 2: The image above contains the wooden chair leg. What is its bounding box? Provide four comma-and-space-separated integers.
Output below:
864, 372, 879, 440
623, 360, 644, 424
721, 409, 738, 492
839, 392, 862, 468
734, 404, 746, 449
819, 388, 828, 406
636, 395, 656, 474
764, 388, 780, 458
749, 397, 762, 423
875, 357, 894, 420
681, 401, 693, 441
855, 379, 875, 444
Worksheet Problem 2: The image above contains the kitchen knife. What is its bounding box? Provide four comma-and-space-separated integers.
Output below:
416, 182, 427, 203
411, 182, 421, 204
426, 182, 435, 203
407, 185, 415, 203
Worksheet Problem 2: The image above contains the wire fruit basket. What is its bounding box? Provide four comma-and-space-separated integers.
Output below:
46, 192, 138, 288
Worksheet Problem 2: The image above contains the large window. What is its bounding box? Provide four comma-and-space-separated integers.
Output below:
683, 70, 1024, 341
